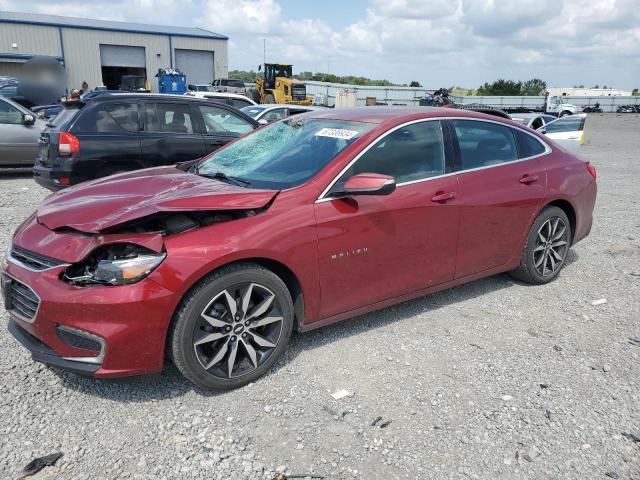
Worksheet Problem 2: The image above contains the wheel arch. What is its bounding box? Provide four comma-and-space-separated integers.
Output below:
173, 256, 306, 332
544, 198, 577, 242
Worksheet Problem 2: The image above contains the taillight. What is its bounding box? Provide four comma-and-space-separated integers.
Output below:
58, 132, 79, 156
586, 162, 597, 179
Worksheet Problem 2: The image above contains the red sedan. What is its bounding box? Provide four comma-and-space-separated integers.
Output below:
2, 107, 597, 389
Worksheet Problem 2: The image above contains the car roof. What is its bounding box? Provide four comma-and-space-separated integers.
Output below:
254, 104, 320, 110
86, 93, 234, 102
302, 106, 510, 124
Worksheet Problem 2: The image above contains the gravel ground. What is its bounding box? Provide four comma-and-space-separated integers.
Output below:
0, 114, 638, 480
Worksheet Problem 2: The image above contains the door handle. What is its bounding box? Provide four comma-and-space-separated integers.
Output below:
209, 139, 225, 145
431, 191, 456, 202
519, 174, 539, 184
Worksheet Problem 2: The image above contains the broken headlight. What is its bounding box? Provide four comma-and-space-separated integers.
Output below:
63, 244, 166, 286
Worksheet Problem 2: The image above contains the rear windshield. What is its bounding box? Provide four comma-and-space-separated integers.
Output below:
241, 106, 266, 118
223, 79, 245, 88
48, 105, 81, 128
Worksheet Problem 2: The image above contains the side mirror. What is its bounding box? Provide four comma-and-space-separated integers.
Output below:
23, 114, 35, 125
340, 173, 396, 197
258, 118, 268, 125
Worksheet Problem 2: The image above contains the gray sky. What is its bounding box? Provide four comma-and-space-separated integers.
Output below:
2, 0, 639, 89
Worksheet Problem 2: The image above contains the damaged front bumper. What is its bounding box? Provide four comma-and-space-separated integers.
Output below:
3, 216, 178, 377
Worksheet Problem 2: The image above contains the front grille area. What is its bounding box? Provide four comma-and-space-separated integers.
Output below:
7, 277, 40, 321
56, 327, 101, 352
10, 245, 66, 271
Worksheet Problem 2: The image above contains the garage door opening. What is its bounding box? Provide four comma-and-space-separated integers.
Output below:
100, 45, 146, 91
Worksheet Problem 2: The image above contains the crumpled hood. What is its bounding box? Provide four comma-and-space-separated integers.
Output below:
37, 166, 278, 233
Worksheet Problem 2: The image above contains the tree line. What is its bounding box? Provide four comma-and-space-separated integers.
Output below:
476, 79, 547, 96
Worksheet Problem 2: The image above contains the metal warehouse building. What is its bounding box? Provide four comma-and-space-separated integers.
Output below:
0, 11, 228, 92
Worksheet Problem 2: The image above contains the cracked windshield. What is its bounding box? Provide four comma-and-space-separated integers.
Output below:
197, 118, 373, 189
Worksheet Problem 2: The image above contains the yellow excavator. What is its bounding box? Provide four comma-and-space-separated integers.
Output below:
254, 63, 312, 105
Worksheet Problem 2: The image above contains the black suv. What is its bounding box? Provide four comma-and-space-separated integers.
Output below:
33, 93, 258, 191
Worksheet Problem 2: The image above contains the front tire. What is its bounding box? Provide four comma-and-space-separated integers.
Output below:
170, 263, 294, 390
559, 110, 572, 117
510, 206, 571, 285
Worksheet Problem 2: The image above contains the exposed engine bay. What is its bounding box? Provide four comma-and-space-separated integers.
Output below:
105, 209, 259, 236
62, 209, 262, 286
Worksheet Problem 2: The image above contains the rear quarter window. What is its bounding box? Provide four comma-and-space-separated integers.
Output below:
514, 129, 547, 158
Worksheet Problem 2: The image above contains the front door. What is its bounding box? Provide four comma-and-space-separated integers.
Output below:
141, 101, 206, 166
314, 120, 460, 318
450, 119, 548, 278
195, 103, 255, 154
0, 98, 39, 166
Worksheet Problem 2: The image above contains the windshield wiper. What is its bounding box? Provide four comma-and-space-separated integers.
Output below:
201, 171, 251, 187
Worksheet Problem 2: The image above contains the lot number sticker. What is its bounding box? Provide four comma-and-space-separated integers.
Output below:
315, 128, 359, 140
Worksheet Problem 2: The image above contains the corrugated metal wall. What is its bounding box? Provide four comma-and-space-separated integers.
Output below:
0, 23, 61, 57
61, 29, 170, 92
1, 22, 228, 93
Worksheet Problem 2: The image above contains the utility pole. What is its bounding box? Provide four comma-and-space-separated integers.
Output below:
263, 38, 266, 65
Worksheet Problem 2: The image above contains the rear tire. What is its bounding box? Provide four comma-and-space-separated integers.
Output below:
559, 110, 572, 117
510, 206, 571, 285
170, 263, 294, 390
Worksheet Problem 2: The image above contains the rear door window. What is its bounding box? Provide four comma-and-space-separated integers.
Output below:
73, 102, 138, 133
452, 120, 517, 171
146, 103, 194, 134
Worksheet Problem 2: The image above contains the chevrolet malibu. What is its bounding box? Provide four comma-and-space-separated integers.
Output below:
2, 107, 597, 390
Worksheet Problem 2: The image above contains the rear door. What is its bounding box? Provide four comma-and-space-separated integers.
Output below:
194, 103, 256, 154
141, 101, 206, 166
539, 113, 586, 152
451, 119, 548, 278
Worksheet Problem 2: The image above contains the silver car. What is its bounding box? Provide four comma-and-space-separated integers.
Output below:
240, 104, 321, 125
0, 96, 44, 167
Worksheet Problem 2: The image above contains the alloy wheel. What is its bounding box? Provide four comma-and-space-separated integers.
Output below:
193, 282, 284, 379
533, 217, 569, 277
